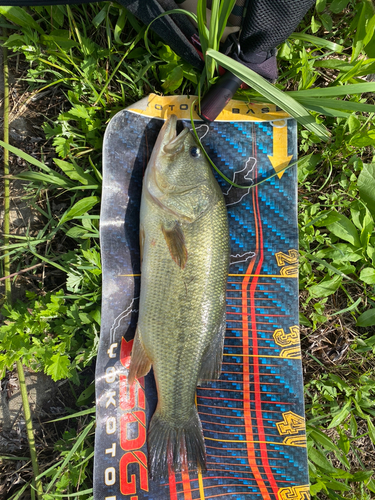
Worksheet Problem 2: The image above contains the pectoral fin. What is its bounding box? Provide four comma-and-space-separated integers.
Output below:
162, 222, 188, 269
128, 327, 152, 385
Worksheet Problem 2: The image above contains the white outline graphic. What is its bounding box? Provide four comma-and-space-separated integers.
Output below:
225, 156, 256, 206
190, 124, 209, 140
230, 251, 256, 266
109, 297, 139, 344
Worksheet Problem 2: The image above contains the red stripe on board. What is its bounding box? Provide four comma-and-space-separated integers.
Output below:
227, 311, 290, 317
240, 131, 271, 500
181, 470, 192, 500
168, 471, 177, 500
248, 147, 279, 499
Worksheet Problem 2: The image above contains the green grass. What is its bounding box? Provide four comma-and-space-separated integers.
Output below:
1, 0, 375, 498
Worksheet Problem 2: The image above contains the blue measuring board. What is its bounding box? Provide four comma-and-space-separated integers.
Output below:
94, 94, 309, 500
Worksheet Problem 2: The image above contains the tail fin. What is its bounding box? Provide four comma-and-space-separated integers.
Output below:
147, 406, 207, 479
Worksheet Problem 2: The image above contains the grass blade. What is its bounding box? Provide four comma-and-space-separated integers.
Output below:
46, 407, 95, 423
290, 32, 344, 53
288, 82, 375, 97
206, 49, 330, 141
296, 97, 375, 113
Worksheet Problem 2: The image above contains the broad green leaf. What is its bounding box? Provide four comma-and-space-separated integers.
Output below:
351, 469, 374, 482
161, 65, 184, 92
337, 431, 350, 457
53, 158, 97, 186
367, 478, 375, 494
352, 0, 374, 61
319, 12, 333, 31
76, 384, 95, 405
308, 274, 342, 299
90, 308, 101, 325
364, 15, 375, 48
315, 0, 326, 13
299, 312, 312, 326
368, 245, 375, 265
325, 480, 351, 491
315, 243, 362, 262
310, 429, 340, 453
311, 210, 341, 227
206, 49, 330, 141
0, 6, 44, 34
329, 374, 351, 392
357, 308, 375, 327
45, 353, 70, 381
309, 446, 337, 472
310, 480, 325, 495
327, 214, 361, 247
298, 153, 321, 183
41, 32, 78, 50
327, 400, 352, 429
358, 164, 375, 217
347, 114, 361, 134
92, 4, 108, 28
359, 267, 375, 285
311, 15, 322, 34
329, 0, 349, 14
65, 226, 90, 239
350, 414, 358, 437
361, 209, 374, 246
350, 129, 375, 147
59, 196, 100, 226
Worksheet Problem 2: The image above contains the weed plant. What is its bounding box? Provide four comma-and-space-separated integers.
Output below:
1, 0, 375, 498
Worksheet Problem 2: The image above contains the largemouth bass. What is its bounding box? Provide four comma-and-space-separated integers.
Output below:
129, 114, 229, 479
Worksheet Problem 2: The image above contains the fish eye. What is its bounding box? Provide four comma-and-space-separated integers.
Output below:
190, 146, 201, 158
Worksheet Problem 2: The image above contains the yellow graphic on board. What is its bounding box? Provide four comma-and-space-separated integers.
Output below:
276, 411, 307, 447
273, 326, 301, 359
126, 94, 290, 122
273, 326, 300, 347
278, 484, 310, 500
282, 435, 307, 447
276, 411, 305, 435
267, 121, 293, 179
275, 249, 298, 278
280, 346, 301, 359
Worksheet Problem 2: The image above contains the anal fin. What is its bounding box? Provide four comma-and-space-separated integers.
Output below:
198, 309, 226, 384
128, 327, 152, 385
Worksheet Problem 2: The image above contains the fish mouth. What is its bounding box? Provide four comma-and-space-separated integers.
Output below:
160, 115, 189, 155
145, 114, 190, 204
